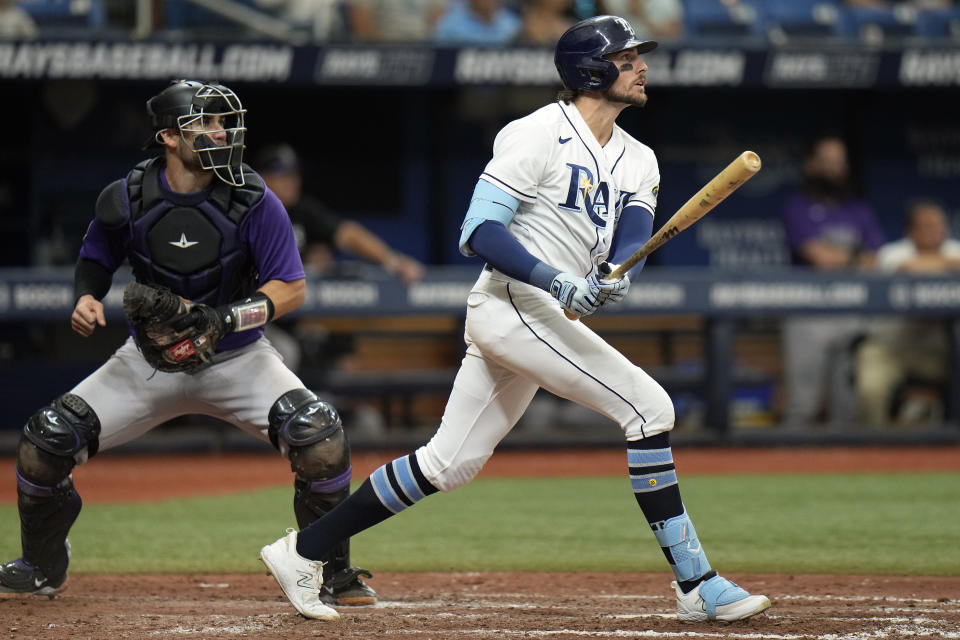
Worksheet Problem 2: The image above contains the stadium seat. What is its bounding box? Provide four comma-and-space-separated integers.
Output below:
914, 7, 960, 39
164, 0, 262, 35
682, 0, 764, 39
762, 0, 844, 42
21, 0, 107, 30
840, 5, 916, 44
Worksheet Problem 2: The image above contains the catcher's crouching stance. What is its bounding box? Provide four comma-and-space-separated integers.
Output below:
0, 79, 374, 608
120, 281, 374, 605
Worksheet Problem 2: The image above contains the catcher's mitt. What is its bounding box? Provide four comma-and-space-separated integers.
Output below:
122, 281, 225, 373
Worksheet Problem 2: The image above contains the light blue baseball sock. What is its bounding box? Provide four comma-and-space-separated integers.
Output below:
628, 433, 716, 593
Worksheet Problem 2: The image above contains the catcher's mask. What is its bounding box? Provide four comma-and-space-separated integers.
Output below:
146, 79, 247, 187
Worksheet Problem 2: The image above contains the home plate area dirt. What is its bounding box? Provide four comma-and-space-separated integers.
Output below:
2, 572, 958, 640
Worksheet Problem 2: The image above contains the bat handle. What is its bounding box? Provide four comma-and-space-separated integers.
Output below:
562, 262, 623, 320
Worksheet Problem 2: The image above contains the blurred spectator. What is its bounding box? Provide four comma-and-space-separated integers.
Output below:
347, 0, 447, 42
434, 0, 522, 45
254, 143, 425, 371
779, 135, 885, 430
0, 0, 38, 39
515, 0, 575, 45
856, 200, 960, 427
600, 0, 683, 40
253, 0, 345, 40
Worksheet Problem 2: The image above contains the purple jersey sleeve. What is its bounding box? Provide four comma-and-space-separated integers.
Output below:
77, 180, 130, 271
245, 188, 306, 285
780, 194, 819, 251
781, 193, 886, 265
856, 202, 886, 252
218, 187, 304, 353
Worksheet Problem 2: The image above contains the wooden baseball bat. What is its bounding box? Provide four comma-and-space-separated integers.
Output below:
565, 150, 762, 319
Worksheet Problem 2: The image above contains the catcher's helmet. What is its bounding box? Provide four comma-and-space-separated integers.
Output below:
554, 15, 657, 92
145, 79, 247, 187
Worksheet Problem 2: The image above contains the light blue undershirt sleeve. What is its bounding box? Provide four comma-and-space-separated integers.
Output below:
459, 178, 521, 257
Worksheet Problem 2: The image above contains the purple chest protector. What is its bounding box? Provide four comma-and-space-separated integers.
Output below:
125, 158, 265, 306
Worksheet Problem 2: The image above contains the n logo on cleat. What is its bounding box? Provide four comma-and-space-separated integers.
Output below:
296, 571, 313, 589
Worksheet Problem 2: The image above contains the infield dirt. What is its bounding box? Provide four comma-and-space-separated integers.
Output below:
2, 571, 958, 639
1, 447, 958, 639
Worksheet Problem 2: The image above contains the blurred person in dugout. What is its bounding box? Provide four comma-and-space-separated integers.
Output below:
856, 200, 960, 427
515, 0, 576, 45
346, 0, 447, 41
254, 143, 425, 372
434, 0, 522, 45
599, 0, 684, 40
252, 0, 345, 39
0, 0, 38, 39
780, 135, 885, 429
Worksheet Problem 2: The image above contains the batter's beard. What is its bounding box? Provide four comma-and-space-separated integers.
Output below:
603, 86, 648, 108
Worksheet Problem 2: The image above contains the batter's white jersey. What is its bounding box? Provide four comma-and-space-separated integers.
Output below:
480, 100, 660, 276
414, 100, 675, 493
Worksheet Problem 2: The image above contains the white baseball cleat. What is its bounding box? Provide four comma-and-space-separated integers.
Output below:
673, 575, 771, 622
259, 528, 340, 621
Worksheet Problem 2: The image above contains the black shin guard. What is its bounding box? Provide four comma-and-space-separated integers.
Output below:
17, 474, 81, 580
293, 476, 354, 579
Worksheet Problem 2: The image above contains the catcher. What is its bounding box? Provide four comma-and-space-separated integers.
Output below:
0, 80, 373, 614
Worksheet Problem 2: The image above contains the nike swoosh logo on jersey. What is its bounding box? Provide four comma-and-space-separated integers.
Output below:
558, 136, 572, 144
169, 233, 199, 249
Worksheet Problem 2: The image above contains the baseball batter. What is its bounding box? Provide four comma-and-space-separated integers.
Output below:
0, 80, 373, 611
260, 16, 770, 623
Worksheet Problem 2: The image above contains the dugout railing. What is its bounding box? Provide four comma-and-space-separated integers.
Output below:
1, 265, 959, 453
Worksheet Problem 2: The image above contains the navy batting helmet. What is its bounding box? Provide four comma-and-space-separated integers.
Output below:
554, 15, 657, 92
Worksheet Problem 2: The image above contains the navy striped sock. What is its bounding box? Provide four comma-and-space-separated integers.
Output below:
628, 432, 683, 523
296, 453, 438, 559
628, 433, 714, 593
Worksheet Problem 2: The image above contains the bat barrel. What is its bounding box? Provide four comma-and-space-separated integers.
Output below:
741, 150, 761, 172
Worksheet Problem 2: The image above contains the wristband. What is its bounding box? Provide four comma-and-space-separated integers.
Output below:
218, 292, 275, 333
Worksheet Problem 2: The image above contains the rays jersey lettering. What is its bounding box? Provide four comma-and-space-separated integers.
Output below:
480, 100, 659, 274
558, 163, 637, 227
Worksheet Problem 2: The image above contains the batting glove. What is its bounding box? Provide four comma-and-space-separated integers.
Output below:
550, 272, 601, 316
589, 262, 630, 306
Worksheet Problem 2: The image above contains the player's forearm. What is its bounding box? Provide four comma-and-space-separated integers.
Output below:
74, 257, 114, 304
257, 278, 305, 319
800, 241, 857, 269
609, 206, 654, 276
467, 221, 559, 290
335, 221, 397, 267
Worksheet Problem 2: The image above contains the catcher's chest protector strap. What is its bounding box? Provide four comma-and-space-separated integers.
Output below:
126, 158, 265, 224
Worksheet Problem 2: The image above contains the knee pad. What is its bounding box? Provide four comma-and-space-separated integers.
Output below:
20, 394, 101, 482
268, 388, 350, 480
16, 438, 75, 488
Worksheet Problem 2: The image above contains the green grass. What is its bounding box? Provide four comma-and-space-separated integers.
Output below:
1, 473, 957, 575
